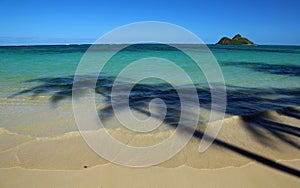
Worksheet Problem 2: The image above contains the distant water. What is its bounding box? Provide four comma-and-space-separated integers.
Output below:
1, 44, 300, 116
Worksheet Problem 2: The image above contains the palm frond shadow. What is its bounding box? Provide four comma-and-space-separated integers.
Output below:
9, 75, 300, 177
221, 61, 300, 77
242, 114, 300, 149
277, 107, 300, 119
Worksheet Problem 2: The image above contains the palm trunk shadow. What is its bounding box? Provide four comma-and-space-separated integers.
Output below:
169, 123, 300, 178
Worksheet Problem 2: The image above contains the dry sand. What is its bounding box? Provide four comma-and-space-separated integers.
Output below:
0, 161, 299, 188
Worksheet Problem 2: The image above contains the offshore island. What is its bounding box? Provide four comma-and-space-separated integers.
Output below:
217, 34, 255, 45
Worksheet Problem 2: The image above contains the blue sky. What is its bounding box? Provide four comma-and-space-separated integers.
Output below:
0, 0, 299, 45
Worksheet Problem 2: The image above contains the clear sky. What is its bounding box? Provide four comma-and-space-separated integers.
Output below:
0, 0, 299, 45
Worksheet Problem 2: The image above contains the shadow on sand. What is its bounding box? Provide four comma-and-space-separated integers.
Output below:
9, 75, 300, 177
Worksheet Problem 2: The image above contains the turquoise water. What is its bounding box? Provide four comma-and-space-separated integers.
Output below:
1, 44, 300, 115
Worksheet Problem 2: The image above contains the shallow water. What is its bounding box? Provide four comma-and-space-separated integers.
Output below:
1, 45, 299, 100
1, 44, 300, 91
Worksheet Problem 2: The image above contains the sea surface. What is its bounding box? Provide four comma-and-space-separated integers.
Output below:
0, 44, 300, 127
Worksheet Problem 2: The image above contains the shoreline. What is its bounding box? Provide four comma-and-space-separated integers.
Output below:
1, 104, 299, 170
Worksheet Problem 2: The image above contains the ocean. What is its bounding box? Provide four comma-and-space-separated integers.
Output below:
0, 45, 300, 108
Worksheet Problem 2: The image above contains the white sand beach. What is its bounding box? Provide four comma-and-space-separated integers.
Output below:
0, 99, 299, 187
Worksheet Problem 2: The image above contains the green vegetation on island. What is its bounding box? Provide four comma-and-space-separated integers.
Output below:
217, 34, 254, 45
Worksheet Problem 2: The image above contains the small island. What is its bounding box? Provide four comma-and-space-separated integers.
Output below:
216, 34, 254, 45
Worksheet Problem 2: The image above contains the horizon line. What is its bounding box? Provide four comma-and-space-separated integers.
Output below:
1, 43, 300, 47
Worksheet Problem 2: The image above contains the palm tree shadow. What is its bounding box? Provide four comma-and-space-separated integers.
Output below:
8, 75, 300, 177
220, 61, 300, 77
277, 107, 300, 120
241, 113, 300, 149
